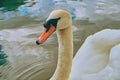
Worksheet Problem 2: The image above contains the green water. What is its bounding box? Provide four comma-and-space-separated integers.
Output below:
0, 0, 25, 11
0, 45, 8, 66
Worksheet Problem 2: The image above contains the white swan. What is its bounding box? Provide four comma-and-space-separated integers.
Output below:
36, 10, 120, 80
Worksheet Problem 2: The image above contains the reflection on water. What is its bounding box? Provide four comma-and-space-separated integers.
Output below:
0, 0, 76, 21
1, 0, 120, 21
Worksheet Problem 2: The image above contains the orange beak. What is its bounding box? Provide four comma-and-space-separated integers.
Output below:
36, 24, 56, 44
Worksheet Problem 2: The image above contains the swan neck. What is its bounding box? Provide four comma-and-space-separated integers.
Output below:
51, 26, 73, 80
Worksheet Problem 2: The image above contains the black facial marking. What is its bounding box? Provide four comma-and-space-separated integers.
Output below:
43, 17, 61, 32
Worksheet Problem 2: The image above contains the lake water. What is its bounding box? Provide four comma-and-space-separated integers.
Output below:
0, 0, 120, 80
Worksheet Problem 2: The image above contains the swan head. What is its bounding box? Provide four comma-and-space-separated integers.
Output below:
36, 9, 72, 44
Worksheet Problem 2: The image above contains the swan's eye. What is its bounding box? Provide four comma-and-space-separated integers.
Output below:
43, 17, 61, 32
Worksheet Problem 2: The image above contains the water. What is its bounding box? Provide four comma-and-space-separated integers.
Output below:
0, 19, 58, 80
0, 0, 120, 80
84, 0, 120, 21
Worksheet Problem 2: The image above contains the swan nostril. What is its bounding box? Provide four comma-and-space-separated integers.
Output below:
36, 40, 41, 45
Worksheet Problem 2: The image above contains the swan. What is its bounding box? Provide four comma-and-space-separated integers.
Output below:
36, 9, 120, 80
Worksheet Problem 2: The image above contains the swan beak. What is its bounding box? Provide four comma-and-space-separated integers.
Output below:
36, 24, 56, 45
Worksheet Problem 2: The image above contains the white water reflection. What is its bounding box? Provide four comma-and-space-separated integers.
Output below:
0, 0, 76, 21
1, 0, 120, 21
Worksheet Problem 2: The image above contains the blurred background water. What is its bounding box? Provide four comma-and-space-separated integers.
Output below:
0, 0, 120, 80
0, 0, 120, 22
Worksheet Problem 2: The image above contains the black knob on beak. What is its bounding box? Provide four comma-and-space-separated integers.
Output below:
36, 40, 40, 45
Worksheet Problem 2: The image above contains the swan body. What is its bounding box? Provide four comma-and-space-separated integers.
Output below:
69, 29, 120, 80
36, 9, 120, 80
